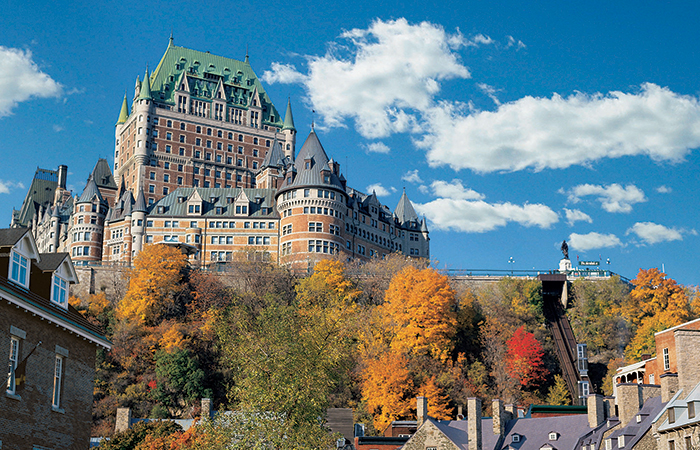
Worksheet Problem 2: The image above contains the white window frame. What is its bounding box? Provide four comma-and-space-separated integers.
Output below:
513, 435, 521, 443
7, 337, 19, 394
663, 348, 670, 371
52, 355, 63, 409
9, 250, 29, 288
51, 274, 68, 309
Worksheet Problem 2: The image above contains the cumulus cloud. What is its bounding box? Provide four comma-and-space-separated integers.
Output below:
564, 208, 593, 226
656, 185, 672, 194
0, 180, 24, 194
263, 18, 470, 139
569, 232, 622, 251
420, 83, 700, 172
0, 46, 62, 117
402, 169, 422, 184
366, 183, 395, 197
466, 34, 494, 46
563, 183, 646, 213
416, 198, 558, 233
364, 142, 390, 154
625, 222, 691, 245
426, 179, 484, 200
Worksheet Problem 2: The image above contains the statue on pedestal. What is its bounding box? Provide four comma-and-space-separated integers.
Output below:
561, 240, 569, 260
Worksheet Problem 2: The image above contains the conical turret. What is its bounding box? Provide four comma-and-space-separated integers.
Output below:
138, 68, 152, 100
117, 93, 129, 124
283, 99, 296, 131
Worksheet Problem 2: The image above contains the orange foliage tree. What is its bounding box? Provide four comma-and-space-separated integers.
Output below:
382, 266, 458, 361
624, 268, 693, 359
117, 244, 188, 326
360, 352, 415, 433
419, 376, 453, 420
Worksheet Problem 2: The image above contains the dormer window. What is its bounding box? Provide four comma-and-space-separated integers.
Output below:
513, 435, 521, 443
9, 250, 29, 288
618, 436, 625, 448
51, 274, 68, 309
549, 433, 559, 441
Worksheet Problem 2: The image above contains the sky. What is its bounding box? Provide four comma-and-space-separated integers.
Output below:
2, 0, 700, 285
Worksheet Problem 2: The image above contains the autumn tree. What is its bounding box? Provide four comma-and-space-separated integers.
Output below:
419, 376, 453, 420
506, 326, 548, 388
382, 266, 458, 361
117, 244, 188, 326
624, 268, 693, 359
545, 375, 571, 405
360, 352, 415, 432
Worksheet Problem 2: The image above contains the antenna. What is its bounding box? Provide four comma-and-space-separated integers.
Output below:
311, 109, 315, 130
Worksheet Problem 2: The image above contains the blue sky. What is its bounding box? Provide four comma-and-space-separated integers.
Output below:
2, 0, 700, 285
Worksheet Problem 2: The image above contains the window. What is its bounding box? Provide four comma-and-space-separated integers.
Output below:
51, 274, 68, 308
618, 436, 626, 448
669, 441, 675, 450
512, 435, 521, 443
7, 336, 19, 394
52, 355, 63, 408
606, 439, 612, 450
9, 250, 29, 287
663, 348, 670, 370
549, 433, 559, 441
686, 437, 692, 450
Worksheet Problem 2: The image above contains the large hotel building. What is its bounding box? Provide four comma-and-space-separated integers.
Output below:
12, 39, 429, 269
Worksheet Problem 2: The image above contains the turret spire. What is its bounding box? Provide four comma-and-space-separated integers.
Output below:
117, 92, 129, 124
282, 98, 296, 131
138, 67, 152, 100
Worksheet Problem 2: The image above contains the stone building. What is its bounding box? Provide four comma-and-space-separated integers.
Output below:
12, 40, 428, 269
0, 228, 110, 449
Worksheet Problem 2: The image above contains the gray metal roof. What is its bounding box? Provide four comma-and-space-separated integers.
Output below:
394, 188, 419, 225
91, 158, 117, 190
149, 187, 278, 218
133, 189, 147, 213
261, 139, 288, 169
78, 176, 105, 204
280, 130, 345, 193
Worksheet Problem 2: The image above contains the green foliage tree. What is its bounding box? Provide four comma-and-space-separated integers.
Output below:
152, 349, 212, 415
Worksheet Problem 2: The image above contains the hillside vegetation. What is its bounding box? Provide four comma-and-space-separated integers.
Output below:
72, 245, 699, 448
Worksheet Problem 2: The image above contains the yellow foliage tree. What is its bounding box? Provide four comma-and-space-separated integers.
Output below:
624, 268, 692, 359
419, 376, 453, 420
360, 352, 415, 433
382, 266, 457, 361
117, 244, 188, 326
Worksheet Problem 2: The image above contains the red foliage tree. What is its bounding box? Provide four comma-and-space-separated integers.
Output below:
506, 326, 548, 388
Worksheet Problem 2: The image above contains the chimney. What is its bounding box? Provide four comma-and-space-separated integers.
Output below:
617, 383, 643, 426
660, 373, 679, 402
201, 398, 212, 419
115, 407, 132, 433
492, 399, 507, 436
587, 394, 605, 428
417, 396, 428, 428
457, 405, 464, 420
674, 329, 700, 396
467, 398, 482, 450
58, 165, 68, 189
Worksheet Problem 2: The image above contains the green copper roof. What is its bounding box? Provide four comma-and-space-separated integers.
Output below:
117, 94, 129, 124
283, 99, 296, 131
149, 42, 283, 127
138, 68, 152, 100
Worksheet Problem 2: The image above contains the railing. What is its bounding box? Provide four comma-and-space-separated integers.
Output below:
439, 268, 631, 283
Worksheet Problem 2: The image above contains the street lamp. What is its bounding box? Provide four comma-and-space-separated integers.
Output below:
508, 256, 515, 275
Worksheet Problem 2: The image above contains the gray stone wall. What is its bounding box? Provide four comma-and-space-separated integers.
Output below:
402, 420, 460, 450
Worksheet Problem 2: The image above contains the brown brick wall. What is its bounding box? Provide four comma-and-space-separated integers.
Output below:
0, 302, 98, 450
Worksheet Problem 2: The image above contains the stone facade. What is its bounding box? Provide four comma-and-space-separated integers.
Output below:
402, 419, 460, 450
0, 228, 110, 450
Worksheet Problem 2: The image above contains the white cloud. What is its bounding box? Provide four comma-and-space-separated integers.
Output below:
477, 83, 501, 106
402, 169, 422, 184
420, 83, 700, 172
0, 46, 62, 117
563, 183, 646, 213
564, 208, 593, 226
366, 183, 395, 197
261, 62, 307, 84
506, 36, 526, 49
0, 180, 24, 194
53, 124, 64, 132
364, 142, 390, 154
428, 179, 484, 200
569, 232, 622, 251
263, 18, 470, 139
656, 185, 672, 194
466, 34, 494, 47
625, 222, 689, 245
416, 198, 558, 233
